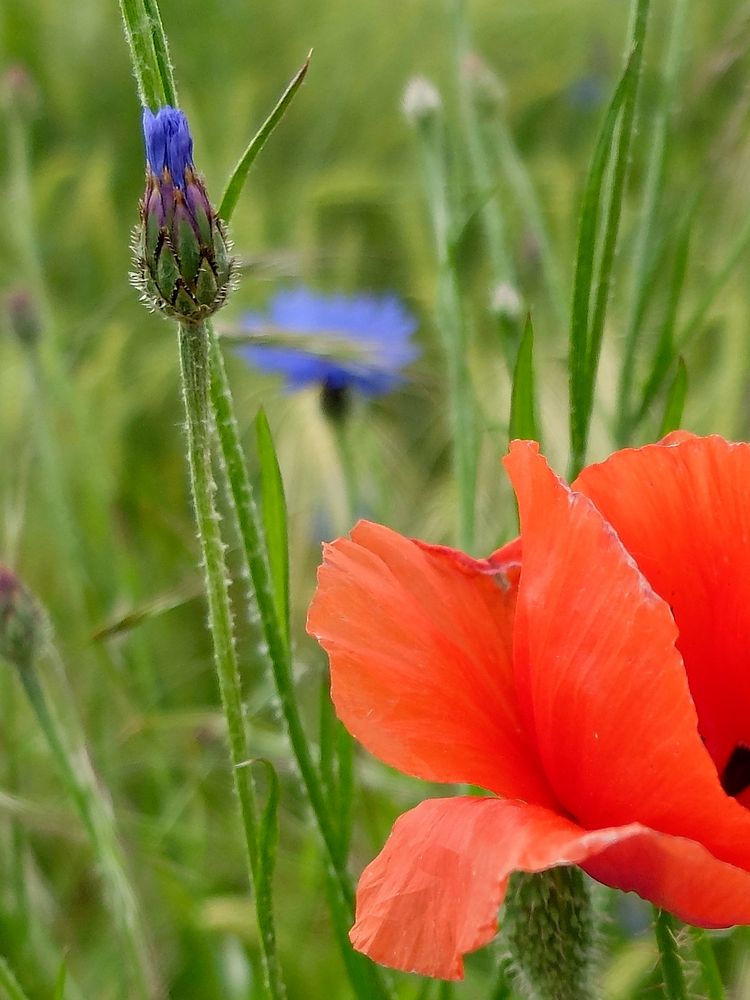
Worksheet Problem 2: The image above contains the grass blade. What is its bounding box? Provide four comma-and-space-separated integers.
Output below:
568, 53, 637, 475
615, 0, 691, 444
509, 314, 539, 442
658, 357, 687, 436
0, 957, 32, 1000
219, 54, 312, 223
635, 201, 695, 427
569, 0, 650, 478
255, 408, 290, 645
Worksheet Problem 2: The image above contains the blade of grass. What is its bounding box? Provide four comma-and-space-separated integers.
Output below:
256, 409, 290, 644
634, 199, 695, 427
410, 90, 478, 550
689, 929, 725, 1000
676, 206, 750, 355
615, 0, 691, 445
509, 314, 540, 442
580, 0, 650, 472
0, 956, 32, 1000
568, 53, 637, 476
658, 357, 687, 436
219, 54, 312, 222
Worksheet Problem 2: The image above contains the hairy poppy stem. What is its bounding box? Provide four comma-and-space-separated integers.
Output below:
502, 868, 596, 1000
653, 909, 689, 1000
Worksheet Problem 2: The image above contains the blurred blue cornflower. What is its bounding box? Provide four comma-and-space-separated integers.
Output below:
236, 288, 419, 402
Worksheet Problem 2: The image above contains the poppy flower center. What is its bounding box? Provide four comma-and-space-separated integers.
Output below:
721, 745, 750, 798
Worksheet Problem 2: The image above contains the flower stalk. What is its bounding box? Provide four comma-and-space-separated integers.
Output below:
653, 908, 689, 1000
208, 327, 393, 999
0, 570, 153, 1000
177, 319, 285, 999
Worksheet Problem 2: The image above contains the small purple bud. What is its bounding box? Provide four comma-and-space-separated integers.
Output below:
4, 287, 41, 348
0, 567, 41, 671
132, 106, 234, 323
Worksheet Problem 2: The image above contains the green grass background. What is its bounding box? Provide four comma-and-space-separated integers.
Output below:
2, 0, 750, 996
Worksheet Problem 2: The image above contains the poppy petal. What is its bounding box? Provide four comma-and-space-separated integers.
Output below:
504, 441, 750, 872
574, 434, 750, 798
307, 521, 554, 802
350, 796, 636, 979
583, 829, 750, 929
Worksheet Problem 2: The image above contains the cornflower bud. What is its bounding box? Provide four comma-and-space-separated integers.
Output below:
0, 567, 41, 672
4, 287, 41, 349
132, 106, 234, 323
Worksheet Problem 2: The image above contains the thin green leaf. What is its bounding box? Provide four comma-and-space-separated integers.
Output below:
91, 583, 202, 641
335, 724, 354, 862
509, 314, 539, 442
689, 929, 725, 1000
249, 759, 280, 883
255, 408, 290, 645
53, 962, 67, 1000
615, 0, 691, 444
568, 50, 638, 474
219, 54, 312, 223
658, 357, 687, 436
635, 202, 695, 426
0, 956, 32, 1000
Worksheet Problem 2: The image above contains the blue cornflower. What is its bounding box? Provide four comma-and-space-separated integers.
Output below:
236, 287, 419, 397
133, 105, 234, 322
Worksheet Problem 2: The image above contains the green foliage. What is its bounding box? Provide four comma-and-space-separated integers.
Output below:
1, 0, 750, 995
509, 315, 539, 443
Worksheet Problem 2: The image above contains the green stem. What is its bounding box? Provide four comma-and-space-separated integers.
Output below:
577, 0, 649, 469
117, 0, 176, 107
207, 330, 393, 999
0, 956, 32, 1000
689, 928, 725, 1000
415, 110, 477, 550
15, 663, 152, 1000
653, 909, 688, 1000
452, 0, 519, 365
177, 321, 285, 1000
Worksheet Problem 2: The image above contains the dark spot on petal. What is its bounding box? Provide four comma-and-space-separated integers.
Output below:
721, 745, 750, 797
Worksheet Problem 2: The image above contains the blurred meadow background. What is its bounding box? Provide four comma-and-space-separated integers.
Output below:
2, 0, 750, 996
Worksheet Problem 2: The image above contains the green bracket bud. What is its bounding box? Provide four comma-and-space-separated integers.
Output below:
132, 107, 236, 324
502, 867, 597, 1000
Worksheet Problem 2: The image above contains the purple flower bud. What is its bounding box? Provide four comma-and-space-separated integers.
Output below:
0, 567, 41, 671
132, 106, 234, 323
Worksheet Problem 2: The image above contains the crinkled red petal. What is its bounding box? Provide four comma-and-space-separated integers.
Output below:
307, 520, 554, 802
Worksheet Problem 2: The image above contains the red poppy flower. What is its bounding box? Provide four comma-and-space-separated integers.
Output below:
307, 433, 750, 980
